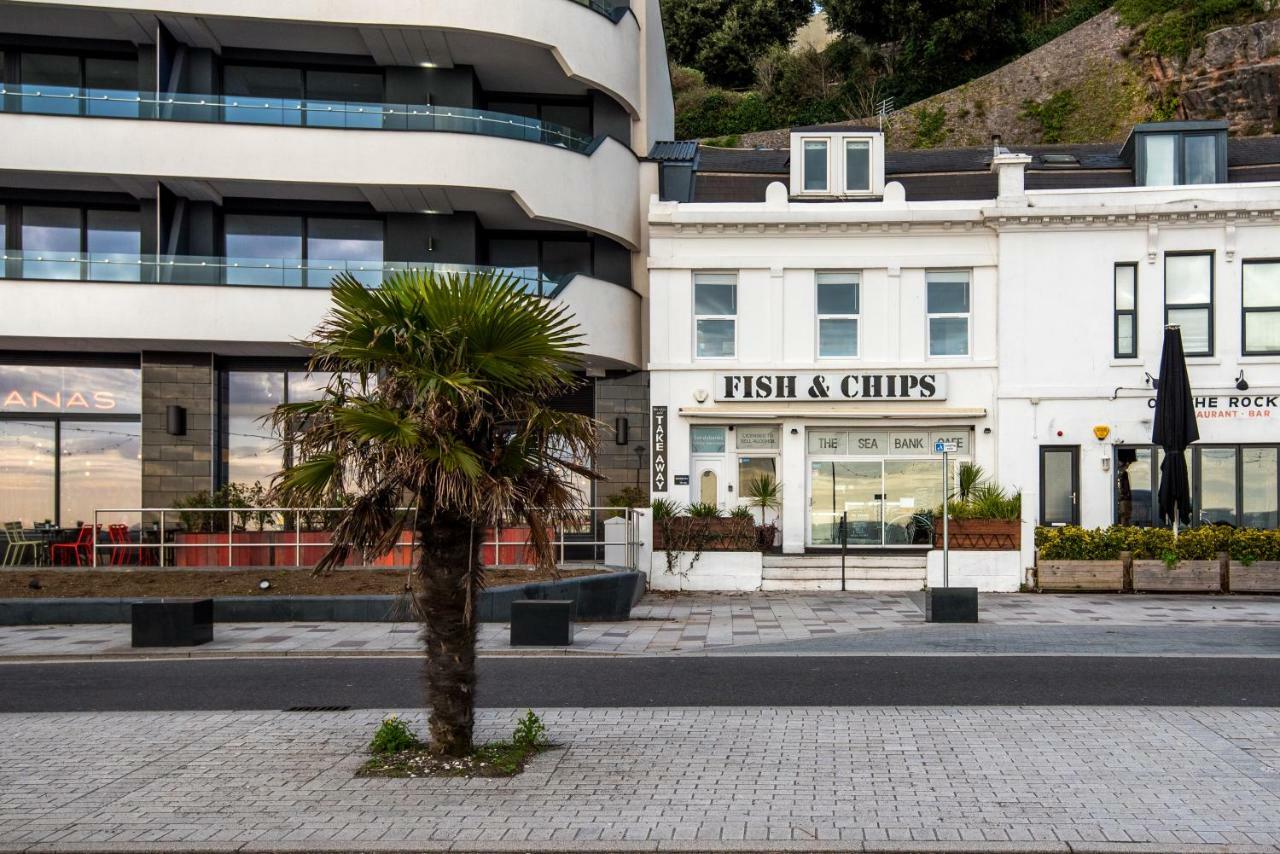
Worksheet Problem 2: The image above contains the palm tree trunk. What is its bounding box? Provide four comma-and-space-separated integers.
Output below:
415, 507, 478, 757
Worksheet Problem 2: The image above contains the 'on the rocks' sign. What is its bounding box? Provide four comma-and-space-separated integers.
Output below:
715, 372, 947, 402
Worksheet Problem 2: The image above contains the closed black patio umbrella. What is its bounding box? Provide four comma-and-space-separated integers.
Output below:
1152, 324, 1199, 530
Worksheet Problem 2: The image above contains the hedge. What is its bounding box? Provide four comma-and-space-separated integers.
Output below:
1035, 525, 1280, 562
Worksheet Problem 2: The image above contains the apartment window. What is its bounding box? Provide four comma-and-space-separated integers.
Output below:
1165, 253, 1213, 356
694, 273, 737, 358
223, 214, 384, 287
802, 140, 828, 192
1184, 135, 1217, 185
1114, 263, 1138, 359
17, 53, 138, 118
926, 271, 970, 357
18, 205, 141, 281
844, 140, 871, 192
1243, 260, 1280, 356
816, 272, 859, 358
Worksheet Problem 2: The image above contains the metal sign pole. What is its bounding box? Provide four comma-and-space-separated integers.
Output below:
942, 450, 950, 589
840, 511, 848, 592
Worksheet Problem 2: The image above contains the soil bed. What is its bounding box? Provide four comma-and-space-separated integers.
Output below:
358, 741, 553, 778
2, 567, 605, 599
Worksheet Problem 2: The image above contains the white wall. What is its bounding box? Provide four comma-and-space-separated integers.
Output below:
10, 0, 647, 123
1, 113, 642, 249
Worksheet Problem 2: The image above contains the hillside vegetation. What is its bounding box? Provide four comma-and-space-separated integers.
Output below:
665, 0, 1280, 148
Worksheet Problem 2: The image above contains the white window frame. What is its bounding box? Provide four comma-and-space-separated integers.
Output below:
815, 271, 860, 359
1243, 259, 1280, 357
693, 272, 738, 360
925, 270, 972, 358
790, 132, 885, 197
801, 139, 830, 194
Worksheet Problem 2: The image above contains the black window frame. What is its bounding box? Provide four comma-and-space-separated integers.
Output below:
1113, 443, 1280, 529
1114, 262, 1138, 359
1242, 258, 1280, 357
1164, 251, 1215, 357
481, 229, 595, 279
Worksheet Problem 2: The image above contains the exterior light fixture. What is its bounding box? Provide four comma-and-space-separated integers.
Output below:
166, 405, 187, 436
614, 417, 629, 445
1236, 371, 1249, 391
1144, 372, 1159, 390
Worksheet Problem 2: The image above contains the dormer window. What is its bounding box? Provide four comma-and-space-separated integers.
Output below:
1125, 121, 1228, 187
791, 127, 885, 197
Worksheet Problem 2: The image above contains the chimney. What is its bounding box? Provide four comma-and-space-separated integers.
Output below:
990, 146, 1032, 204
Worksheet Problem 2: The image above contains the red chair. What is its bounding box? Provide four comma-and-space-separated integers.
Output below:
107, 524, 138, 566
51, 525, 96, 567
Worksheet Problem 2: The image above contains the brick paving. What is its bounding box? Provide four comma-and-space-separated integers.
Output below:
1, 706, 1279, 852
1, 592, 1277, 660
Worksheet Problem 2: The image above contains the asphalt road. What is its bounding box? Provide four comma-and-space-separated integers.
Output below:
4, 655, 1280, 712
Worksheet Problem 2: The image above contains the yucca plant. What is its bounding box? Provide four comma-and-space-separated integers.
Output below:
268, 270, 596, 757
743, 473, 782, 525
650, 498, 683, 520
687, 502, 725, 518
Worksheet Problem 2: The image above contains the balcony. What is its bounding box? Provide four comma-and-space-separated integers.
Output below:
0, 253, 641, 368
0, 86, 599, 154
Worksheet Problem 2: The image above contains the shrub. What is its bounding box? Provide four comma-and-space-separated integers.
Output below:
729, 505, 756, 520
512, 710, 548, 750
687, 502, 725, 519
650, 498, 683, 521
1036, 524, 1280, 563
1230, 528, 1280, 564
369, 714, 420, 755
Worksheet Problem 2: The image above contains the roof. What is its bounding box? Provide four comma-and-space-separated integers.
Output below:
664, 135, 1280, 204
790, 123, 880, 133
646, 140, 698, 162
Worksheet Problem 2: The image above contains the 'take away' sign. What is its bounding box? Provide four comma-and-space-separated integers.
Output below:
715, 372, 947, 402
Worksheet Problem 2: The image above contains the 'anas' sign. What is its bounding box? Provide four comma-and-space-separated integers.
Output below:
715, 372, 947, 402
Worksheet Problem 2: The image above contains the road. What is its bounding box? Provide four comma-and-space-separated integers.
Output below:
4, 655, 1280, 712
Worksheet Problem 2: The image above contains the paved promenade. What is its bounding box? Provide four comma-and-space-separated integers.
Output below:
2, 705, 1279, 853
2, 592, 1278, 659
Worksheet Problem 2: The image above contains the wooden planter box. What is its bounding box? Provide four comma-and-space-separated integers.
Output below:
1036, 560, 1125, 592
1132, 560, 1223, 593
1228, 561, 1280, 593
653, 517, 756, 552
934, 519, 1020, 551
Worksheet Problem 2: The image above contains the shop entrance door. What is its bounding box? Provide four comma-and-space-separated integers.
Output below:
692, 457, 725, 509
809, 460, 882, 545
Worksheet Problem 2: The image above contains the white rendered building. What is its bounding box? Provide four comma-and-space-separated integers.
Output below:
648, 122, 1280, 589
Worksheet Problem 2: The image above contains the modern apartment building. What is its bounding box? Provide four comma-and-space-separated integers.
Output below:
0, 0, 673, 527
649, 122, 1280, 590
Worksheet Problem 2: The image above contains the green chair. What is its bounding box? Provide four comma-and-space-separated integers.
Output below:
3, 522, 44, 567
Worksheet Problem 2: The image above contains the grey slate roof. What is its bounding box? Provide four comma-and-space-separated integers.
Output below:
647, 140, 699, 162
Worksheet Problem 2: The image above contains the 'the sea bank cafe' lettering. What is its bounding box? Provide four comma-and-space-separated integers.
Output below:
716, 372, 947, 402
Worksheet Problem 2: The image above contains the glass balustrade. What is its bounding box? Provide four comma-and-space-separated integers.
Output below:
0, 250, 574, 296
0, 85, 597, 153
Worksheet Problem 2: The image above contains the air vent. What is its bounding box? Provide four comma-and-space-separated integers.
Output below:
285, 705, 351, 712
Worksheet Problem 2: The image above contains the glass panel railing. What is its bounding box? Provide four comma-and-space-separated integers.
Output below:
567, 0, 629, 20
0, 84, 596, 152
0, 250, 572, 296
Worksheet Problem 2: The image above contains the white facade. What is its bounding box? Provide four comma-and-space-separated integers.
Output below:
648, 131, 1280, 576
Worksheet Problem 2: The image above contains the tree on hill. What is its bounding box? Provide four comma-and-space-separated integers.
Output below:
661, 0, 815, 88
823, 0, 1028, 102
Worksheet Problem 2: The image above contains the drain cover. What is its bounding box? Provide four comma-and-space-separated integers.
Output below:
285, 705, 351, 712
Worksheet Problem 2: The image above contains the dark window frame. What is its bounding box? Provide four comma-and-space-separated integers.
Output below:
1113, 443, 1280, 529
1164, 250, 1215, 357
1114, 262, 1138, 359
1242, 258, 1280, 357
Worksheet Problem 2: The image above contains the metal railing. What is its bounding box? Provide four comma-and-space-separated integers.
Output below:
90, 506, 640, 572
0, 252, 573, 295
567, 0, 631, 20
0, 85, 598, 153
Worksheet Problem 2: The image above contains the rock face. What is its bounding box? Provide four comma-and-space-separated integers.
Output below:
1158, 18, 1280, 135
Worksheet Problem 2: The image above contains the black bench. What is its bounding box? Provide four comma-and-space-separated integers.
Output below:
510, 599, 574, 646
132, 598, 214, 647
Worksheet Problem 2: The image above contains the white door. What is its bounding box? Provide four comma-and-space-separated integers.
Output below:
691, 457, 726, 510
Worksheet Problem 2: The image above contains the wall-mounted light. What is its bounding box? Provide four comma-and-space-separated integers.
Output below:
1237, 370, 1249, 391
614, 417, 629, 445
1101, 458, 1111, 472
1144, 372, 1159, 390
166, 405, 187, 437
790, 428, 799, 435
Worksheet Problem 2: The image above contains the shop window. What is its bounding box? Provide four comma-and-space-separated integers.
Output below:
1165, 253, 1213, 356
1198, 447, 1237, 525
693, 273, 737, 358
1243, 260, 1280, 356
926, 271, 971, 357
690, 426, 726, 454
1114, 263, 1137, 359
816, 272, 859, 358
0, 363, 141, 527
802, 139, 828, 192
1116, 444, 1280, 529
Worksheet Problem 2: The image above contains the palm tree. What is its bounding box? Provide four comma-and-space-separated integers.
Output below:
269, 270, 597, 756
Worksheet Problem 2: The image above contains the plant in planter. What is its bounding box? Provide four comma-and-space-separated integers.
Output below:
1128, 525, 1221, 592
1228, 528, 1280, 593
936, 479, 1022, 550
743, 474, 782, 552
1036, 525, 1131, 592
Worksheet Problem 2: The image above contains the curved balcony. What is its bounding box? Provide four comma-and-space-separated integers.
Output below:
6, 0, 643, 116
1, 86, 598, 154
0, 253, 641, 368
0, 107, 641, 247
